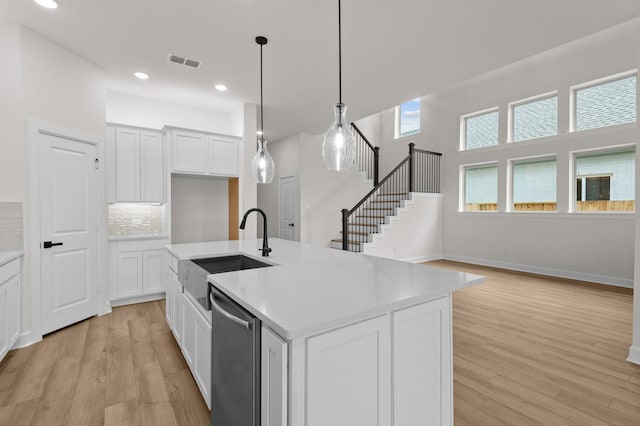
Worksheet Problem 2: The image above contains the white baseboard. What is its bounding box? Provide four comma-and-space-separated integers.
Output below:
628, 345, 640, 365
110, 292, 166, 307
401, 254, 444, 264
442, 254, 633, 288
15, 331, 42, 349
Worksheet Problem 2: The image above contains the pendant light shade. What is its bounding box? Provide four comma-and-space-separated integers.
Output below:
322, 0, 355, 172
252, 36, 275, 184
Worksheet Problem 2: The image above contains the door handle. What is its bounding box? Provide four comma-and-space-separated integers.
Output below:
288, 223, 294, 227
43, 241, 63, 249
210, 293, 251, 330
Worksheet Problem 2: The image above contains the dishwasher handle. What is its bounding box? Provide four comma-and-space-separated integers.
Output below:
210, 292, 251, 331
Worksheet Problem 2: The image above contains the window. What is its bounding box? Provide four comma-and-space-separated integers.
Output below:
464, 165, 498, 211
511, 95, 557, 142
575, 149, 635, 212
396, 99, 420, 138
512, 158, 557, 211
574, 74, 636, 131
463, 110, 499, 150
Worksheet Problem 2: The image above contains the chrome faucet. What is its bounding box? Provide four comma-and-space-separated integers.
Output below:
239, 208, 272, 257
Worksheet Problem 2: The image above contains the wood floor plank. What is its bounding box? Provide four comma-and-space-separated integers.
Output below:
105, 400, 141, 426
29, 355, 81, 426
67, 358, 107, 426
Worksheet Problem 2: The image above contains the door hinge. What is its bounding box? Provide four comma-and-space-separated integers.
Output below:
95, 158, 99, 170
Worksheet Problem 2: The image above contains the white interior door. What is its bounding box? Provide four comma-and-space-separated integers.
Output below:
279, 176, 296, 241
40, 133, 98, 335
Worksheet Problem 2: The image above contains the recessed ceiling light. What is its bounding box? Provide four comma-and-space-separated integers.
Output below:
215, 84, 228, 92
134, 72, 149, 80
33, 0, 59, 9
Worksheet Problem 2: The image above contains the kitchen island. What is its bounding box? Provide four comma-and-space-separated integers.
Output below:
166, 238, 485, 426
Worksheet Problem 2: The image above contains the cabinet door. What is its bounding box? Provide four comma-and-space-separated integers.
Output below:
262, 327, 288, 426
116, 252, 143, 298
172, 277, 183, 345
115, 128, 141, 201
181, 294, 196, 368
5, 275, 20, 346
307, 316, 391, 426
393, 297, 451, 426
142, 250, 165, 294
209, 137, 238, 176
194, 308, 212, 409
165, 268, 174, 328
171, 131, 208, 174
140, 131, 164, 202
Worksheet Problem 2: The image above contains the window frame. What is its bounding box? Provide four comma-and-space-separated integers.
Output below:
394, 98, 421, 140
460, 106, 500, 151
508, 91, 558, 143
571, 145, 636, 214
460, 162, 499, 213
570, 69, 637, 133
508, 155, 558, 213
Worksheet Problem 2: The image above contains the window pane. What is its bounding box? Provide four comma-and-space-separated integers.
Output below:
575, 150, 635, 211
465, 111, 499, 149
513, 96, 558, 142
399, 99, 420, 137
465, 166, 498, 211
513, 159, 557, 211
576, 75, 636, 131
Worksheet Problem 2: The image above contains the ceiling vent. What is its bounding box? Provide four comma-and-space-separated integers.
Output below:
168, 54, 201, 69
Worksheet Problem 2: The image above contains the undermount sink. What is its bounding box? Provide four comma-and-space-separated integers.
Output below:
192, 255, 273, 274
179, 255, 273, 312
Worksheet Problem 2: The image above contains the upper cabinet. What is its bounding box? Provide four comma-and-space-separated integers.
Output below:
168, 128, 239, 177
107, 125, 165, 203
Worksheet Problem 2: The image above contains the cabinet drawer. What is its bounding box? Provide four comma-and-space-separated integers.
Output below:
168, 253, 179, 273
117, 238, 167, 253
0, 259, 20, 285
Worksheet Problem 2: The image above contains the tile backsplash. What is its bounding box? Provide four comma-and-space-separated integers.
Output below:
108, 203, 166, 236
0, 202, 23, 250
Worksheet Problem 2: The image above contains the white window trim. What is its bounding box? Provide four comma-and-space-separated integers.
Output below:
569, 69, 637, 132
507, 91, 558, 143
508, 155, 558, 213
395, 99, 421, 140
460, 161, 499, 213
570, 144, 636, 213
459, 106, 499, 151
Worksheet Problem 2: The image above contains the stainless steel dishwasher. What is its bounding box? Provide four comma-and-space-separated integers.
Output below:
209, 285, 261, 426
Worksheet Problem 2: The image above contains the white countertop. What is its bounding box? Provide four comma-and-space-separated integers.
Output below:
0, 250, 23, 267
166, 239, 485, 340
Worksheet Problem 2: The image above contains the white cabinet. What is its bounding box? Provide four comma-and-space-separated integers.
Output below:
108, 125, 165, 203
393, 296, 451, 426
169, 128, 239, 176
0, 257, 21, 363
261, 327, 288, 426
171, 272, 183, 345
110, 239, 168, 303
306, 315, 391, 426
181, 291, 212, 409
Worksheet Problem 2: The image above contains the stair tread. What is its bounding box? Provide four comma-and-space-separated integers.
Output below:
331, 239, 362, 245
377, 192, 408, 196
348, 223, 378, 227
356, 215, 385, 218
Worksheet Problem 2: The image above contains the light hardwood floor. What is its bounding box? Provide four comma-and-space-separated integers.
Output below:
0, 262, 638, 425
0, 301, 210, 426
428, 260, 640, 426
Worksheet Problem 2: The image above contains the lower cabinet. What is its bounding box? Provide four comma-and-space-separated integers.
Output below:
261, 327, 288, 426
0, 257, 21, 363
181, 292, 212, 410
110, 238, 168, 303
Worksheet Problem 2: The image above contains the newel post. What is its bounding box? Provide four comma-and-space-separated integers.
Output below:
341, 208, 349, 251
408, 143, 415, 193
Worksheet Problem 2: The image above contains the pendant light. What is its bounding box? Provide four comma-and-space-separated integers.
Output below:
252, 36, 275, 184
322, 0, 356, 172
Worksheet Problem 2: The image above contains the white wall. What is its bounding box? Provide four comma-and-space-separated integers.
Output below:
240, 103, 258, 240
298, 133, 373, 246
107, 91, 242, 136
363, 193, 443, 262
0, 23, 108, 339
171, 175, 229, 244
257, 134, 301, 240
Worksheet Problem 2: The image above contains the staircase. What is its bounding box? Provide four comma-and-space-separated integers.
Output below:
332, 143, 442, 253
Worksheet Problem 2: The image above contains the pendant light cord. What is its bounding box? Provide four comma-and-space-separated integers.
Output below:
260, 42, 264, 139
338, 0, 342, 104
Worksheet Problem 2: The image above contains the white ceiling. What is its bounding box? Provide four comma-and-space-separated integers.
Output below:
2, 0, 640, 141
